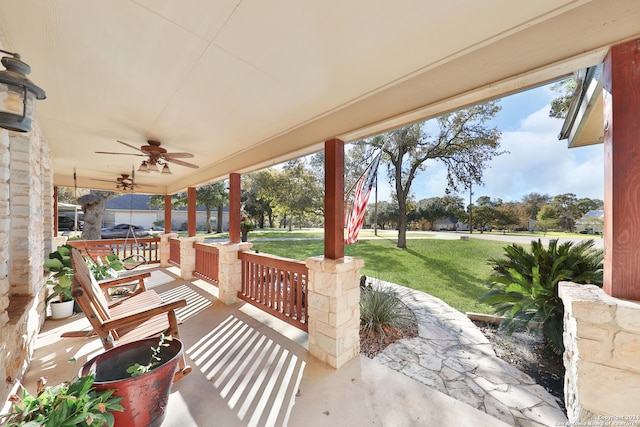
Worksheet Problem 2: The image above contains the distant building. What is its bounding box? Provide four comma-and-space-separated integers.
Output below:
104, 194, 229, 231
575, 209, 604, 234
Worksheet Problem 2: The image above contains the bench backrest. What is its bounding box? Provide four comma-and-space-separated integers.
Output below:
71, 248, 113, 335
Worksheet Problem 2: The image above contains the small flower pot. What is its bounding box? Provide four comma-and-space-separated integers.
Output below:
81, 337, 183, 427
49, 299, 75, 319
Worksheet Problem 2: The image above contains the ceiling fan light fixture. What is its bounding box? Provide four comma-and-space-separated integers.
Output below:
161, 163, 172, 174
138, 161, 149, 172
146, 162, 159, 172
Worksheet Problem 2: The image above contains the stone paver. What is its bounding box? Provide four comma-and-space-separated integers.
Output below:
371, 280, 568, 427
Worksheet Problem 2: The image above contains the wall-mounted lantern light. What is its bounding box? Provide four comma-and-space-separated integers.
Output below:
0, 49, 46, 132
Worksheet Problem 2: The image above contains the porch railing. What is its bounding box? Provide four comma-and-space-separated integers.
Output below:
68, 237, 161, 264
194, 243, 219, 284
169, 237, 180, 266
238, 251, 308, 332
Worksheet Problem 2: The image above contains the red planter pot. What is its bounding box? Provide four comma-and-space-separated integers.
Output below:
81, 337, 183, 427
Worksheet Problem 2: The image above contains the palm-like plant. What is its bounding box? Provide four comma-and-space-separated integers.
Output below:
479, 239, 603, 354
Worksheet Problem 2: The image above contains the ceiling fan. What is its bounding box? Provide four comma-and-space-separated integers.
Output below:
96, 140, 199, 173
91, 173, 148, 191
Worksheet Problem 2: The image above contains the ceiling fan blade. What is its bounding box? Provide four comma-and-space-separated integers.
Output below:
117, 140, 144, 152
90, 178, 118, 183
162, 152, 195, 159
95, 151, 146, 157
165, 157, 199, 168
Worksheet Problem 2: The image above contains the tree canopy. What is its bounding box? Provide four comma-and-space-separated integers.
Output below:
351, 101, 503, 248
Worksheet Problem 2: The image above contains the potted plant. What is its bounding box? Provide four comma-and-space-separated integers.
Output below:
240, 218, 254, 242
44, 245, 76, 319
81, 335, 184, 427
0, 363, 123, 426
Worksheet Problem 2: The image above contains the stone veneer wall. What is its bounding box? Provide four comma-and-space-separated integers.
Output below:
0, 126, 51, 406
559, 281, 640, 423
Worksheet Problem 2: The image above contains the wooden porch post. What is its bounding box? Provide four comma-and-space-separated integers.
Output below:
53, 185, 58, 237
164, 194, 172, 233
187, 187, 196, 237
602, 38, 640, 300
229, 173, 241, 243
324, 138, 344, 260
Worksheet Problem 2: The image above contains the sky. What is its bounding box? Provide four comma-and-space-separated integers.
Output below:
374, 83, 605, 204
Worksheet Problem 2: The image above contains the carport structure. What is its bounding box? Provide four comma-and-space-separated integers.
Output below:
1, 1, 640, 423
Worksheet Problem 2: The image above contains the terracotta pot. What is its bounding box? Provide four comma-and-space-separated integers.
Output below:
81, 337, 183, 427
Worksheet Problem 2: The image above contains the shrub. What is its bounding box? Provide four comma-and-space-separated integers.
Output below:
479, 239, 603, 354
360, 284, 415, 343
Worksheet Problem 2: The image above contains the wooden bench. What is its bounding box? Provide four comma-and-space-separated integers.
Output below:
82, 243, 148, 271
69, 247, 191, 381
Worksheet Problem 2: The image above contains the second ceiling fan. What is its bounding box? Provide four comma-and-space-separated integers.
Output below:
96, 140, 199, 173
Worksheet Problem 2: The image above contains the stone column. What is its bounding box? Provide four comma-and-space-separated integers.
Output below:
217, 242, 252, 305
159, 233, 178, 268
179, 236, 204, 280
305, 256, 363, 369
559, 281, 640, 423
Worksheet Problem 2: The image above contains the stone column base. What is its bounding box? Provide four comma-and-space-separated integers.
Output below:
559, 281, 640, 423
159, 233, 178, 268
306, 256, 363, 369
179, 236, 204, 280
217, 242, 252, 305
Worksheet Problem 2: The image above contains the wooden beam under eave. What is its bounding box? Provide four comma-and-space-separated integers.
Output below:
164, 194, 172, 233
325, 139, 344, 260
229, 173, 241, 243
188, 187, 196, 237
602, 38, 640, 301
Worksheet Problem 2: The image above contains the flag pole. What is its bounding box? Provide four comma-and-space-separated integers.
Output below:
374, 168, 378, 236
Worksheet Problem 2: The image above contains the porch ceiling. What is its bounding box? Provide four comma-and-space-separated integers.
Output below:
0, 1, 638, 194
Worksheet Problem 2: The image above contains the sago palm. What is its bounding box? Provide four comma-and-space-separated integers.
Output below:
479, 239, 603, 354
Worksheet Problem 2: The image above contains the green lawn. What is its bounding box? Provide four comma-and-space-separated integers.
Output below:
252, 236, 509, 314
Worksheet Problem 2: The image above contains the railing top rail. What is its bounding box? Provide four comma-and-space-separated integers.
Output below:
193, 242, 219, 253
69, 237, 161, 245
239, 250, 307, 272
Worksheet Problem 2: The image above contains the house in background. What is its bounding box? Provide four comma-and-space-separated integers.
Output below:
575, 209, 604, 234
104, 194, 229, 231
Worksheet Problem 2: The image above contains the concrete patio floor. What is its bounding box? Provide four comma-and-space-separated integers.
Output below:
16, 266, 522, 427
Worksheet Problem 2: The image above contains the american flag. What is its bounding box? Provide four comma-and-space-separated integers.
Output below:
345, 152, 382, 244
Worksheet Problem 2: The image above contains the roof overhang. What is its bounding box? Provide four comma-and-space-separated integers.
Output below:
559, 65, 605, 148
1, 1, 638, 194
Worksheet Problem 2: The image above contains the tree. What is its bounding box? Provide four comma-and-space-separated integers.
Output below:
78, 190, 116, 239
243, 171, 276, 229
354, 101, 502, 248
495, 203, 522, 233
575, 197, 604, 217
471, 205, 496, 233
536, 204, 559, 235
367, 200, 398, 230
56, 186, 90, 204
272, 160, 323, 230
169, 183, 228, 233
415, 198, 448, 230
521, 193, 551, 220
548, 77, 577, 119
552, 193, 579, 232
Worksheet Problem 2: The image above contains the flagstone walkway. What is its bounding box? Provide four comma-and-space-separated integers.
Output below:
371, 280, 568, 427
